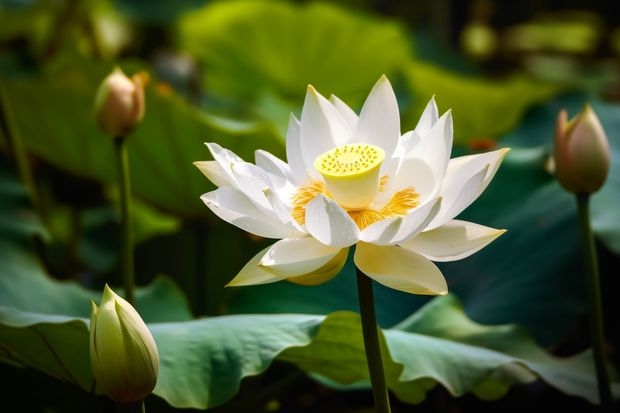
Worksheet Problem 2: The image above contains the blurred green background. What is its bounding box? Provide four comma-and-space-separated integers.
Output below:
1, 0, 620, 412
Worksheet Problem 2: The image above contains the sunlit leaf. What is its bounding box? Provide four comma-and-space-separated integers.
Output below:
403, 61, 563, 143
3, 290, 616, 410
177, 0, 411, 106
280, 295, 618, 405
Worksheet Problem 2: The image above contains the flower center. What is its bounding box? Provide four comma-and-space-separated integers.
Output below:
313, 143, 385, 210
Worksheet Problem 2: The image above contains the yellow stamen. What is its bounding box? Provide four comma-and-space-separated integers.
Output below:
291, 178, 326, 226
348, 187, 419, 229
379, 175, 388, 192
291, 179, 419, 230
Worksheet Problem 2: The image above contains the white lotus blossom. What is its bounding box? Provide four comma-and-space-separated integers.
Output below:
195, 76, 508, 295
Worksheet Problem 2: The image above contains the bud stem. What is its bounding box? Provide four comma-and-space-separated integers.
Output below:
356, 267, 392, 413
576, 193, 612, 411
114, 136, 135, 306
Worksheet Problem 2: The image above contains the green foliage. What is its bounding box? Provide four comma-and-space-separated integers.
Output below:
1, 61, 281, 218
281, 295, 619, 405
402, 61, 564, 143
177, 1, 411, 106
500, 93, 620, 254
1, 0, 620, 411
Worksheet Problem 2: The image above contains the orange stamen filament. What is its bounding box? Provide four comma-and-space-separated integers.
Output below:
291, 177, 419, 230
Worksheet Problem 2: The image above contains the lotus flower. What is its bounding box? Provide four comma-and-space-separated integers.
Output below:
195, 76, 508, 295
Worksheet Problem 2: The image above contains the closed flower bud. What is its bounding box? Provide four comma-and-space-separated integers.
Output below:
554, 104, 610, 193
90, 285, 159, 403
94, 67, 148, 137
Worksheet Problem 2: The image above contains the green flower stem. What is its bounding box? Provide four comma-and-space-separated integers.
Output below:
115, 400, 145, 413
114, 136, 135, 306
356, 267, 392, 413
576, 192, 612, 411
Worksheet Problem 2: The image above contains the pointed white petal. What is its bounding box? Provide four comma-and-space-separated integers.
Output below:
255, 149, 293, 188
395, 110, 453, 197
446, 148, 509, 190
400, 220, 506, 261
203, 142, 246, 187
361, 196, 441, 245
354, 243, 447, 295
305, 195, 359, 248
206, 142, 244, 169
300, 86, 351, 170
263, 188, 304, 233
193, 160, 231, 187
201, 188, 294, 239
226, 245, 290, 286
285, 114, 307, 185
427, 148, 509, 229
427, 165, 488, 230
353, 75, 400, 156
259, 237, 343, 276
227, 162, 273, 211
329, 94, 358, 132
389, 156, 436, 205
287, 248, 349, 286
414, 96, 439, 138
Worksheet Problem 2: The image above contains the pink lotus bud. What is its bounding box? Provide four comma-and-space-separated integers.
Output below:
94, 67, 148, 137
554, 104, 610, 193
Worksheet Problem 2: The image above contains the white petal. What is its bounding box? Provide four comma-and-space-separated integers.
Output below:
300, 86, 351, 170
193, 160, 231, 187
374, 131, 419, 204
354, 243, 447, 295
427, 165, 487, 230
226, 245, 290, 286
203, 142, 248, 190
255, 149, 293, 189
395, 110, 453, 198
414, 96, 439, 138
446, 148, 509, 190
305, 195, 359, 248
286, 248, 349, 286
400, 220, 506, 261
428, 148, 509, 229
259, 237, 343, 276
227, 162, 273, 211
285, 114, 307, 185
353, 75, 400, 156
201, 188, 294, 239
329, 94, 358, 132
361, 196, 442, 245
206, 142, 244, 171
263, 188, 304, 234
389, 157, 436, 205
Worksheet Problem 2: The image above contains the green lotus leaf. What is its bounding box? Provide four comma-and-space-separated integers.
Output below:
402, 60, 563, 143
177, 0, 411, 106
1, 61, 281, 218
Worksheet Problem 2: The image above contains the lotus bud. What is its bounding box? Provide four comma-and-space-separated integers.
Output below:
554, 104, 610, 194
94, 67, 148, 137
90, 285, 159, 403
